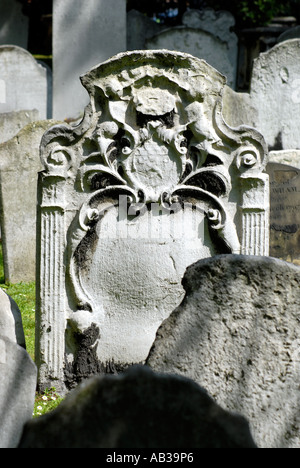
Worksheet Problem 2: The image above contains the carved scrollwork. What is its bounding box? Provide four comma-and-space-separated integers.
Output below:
44, 146, 75, 176
41, 51, 268, 313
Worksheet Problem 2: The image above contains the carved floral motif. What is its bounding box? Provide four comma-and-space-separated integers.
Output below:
37, 51, 269, 390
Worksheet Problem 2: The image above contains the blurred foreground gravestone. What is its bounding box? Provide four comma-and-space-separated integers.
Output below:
0, 335, 37, 448
0, 288, 25, 348
36, 50, 269, 394
147, 255, 300, 448
267, 162, 300, 265
18, 366, 257, 448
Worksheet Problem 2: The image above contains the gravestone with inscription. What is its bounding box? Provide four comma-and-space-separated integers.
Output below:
36, 50, 269, 393
267, 162, 300, 265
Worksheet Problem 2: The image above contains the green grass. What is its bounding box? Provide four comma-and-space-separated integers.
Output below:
0, 243, 64, 417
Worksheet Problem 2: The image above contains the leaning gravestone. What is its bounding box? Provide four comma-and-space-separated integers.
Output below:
0, 119, 60, 283
0, 46, 48, 120
267, 162, 300, 265
146, 8, 238, 89
147, 255, 300, 448
223, 39, 300, 150
0, 335, 37, 448
36, 50, 269, 394
18, 366, 257, 448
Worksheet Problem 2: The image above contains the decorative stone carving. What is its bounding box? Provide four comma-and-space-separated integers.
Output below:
36, 51, 269, 392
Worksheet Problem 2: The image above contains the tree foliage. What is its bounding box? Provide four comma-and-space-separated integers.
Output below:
127, 0, 300, 28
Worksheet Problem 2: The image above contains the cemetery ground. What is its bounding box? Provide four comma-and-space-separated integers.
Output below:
0, 242, 64, 418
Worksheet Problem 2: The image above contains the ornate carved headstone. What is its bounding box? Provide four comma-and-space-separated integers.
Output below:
36, 51, 269, 392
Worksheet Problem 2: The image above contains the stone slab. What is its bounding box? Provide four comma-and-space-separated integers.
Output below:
0, 119, 61, 283
223, 39, 300, 151
18, 366, 256, 448
0, 45, 47, 120
147, 254, 300, 448
0, 335, 37, 448
0, 109, 39, 144
268, 149, 300, 169
267, 162, 300, 265
52, 0, 126, 120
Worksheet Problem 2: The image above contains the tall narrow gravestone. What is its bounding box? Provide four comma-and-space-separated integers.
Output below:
52, 0, 126, 120
36, 51, 269, 393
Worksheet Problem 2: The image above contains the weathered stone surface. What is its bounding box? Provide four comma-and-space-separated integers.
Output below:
36, 50, 269, 393
269, 149, 300, 169
52, 0, 126, 120
18, 366, 256, 448
223, 39, 300, 151
267, 162, 300, 265
0, 109, 39, 144
0, 45, 48, 120
0, 288, 25, 348
0, 335, 37, 448
0, 119, 61, 283
146, 8, 238, 88
147, 254, 300, 448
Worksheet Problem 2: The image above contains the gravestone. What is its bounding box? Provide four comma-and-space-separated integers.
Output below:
0, 288, 25, 348
36, 50, 269, 393
146, 8, 238, 89
147, 255, 300, 448
278, 26, 300, 43
127, 10, 162, 51
267, 162, 300, 265
223, 39, 300, 150
0, 46, 48, 120
269, 150, 300, 169
52, 0, 126, 120
0, 119, 61, 283
0, 335, 37, 448
0, 0, 29, 48
18, 366, 257, 448
0, 109, 39, 144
